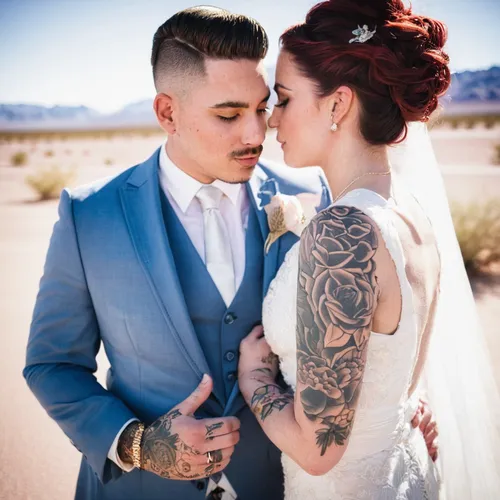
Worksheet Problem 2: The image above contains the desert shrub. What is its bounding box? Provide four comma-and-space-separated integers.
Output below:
11, 151, 28, 167
464, 118, 475, 129
104, 158, 115, 166
493, 144, 500, 165
25, 166, 76, 201
452, 200, 500, 272
449, 119, 460, 129
45, 150, 54, 157
484, 117, 496, 129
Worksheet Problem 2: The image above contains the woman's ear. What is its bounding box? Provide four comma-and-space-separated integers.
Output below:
328, 86, 354, 127
153, 93, 177, 135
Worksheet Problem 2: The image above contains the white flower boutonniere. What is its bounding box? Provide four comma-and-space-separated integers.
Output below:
264, 192, 320, 254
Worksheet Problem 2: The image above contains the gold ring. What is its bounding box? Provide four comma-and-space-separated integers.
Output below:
207, 451, 214, 464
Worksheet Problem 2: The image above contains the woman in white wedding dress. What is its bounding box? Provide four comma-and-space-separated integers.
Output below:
238, 1, 500, 499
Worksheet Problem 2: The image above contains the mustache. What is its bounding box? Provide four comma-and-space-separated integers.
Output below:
230, 145, 264, 158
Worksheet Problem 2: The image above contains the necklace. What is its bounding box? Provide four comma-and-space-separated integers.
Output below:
333, 170, 391, 203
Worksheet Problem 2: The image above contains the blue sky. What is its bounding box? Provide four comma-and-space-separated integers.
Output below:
1, 0, 499, 112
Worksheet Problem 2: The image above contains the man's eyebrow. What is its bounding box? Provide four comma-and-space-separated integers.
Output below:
210, 89, 271, 109
274, 83, 292, 92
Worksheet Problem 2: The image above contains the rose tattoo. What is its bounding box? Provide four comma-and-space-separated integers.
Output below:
297, 206, 379, 455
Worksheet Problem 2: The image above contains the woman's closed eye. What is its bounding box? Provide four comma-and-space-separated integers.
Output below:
275, 98, 289, 108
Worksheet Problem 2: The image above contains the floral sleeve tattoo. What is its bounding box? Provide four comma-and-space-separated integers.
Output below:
297, 206, 379, 456
251, 383, 294, 421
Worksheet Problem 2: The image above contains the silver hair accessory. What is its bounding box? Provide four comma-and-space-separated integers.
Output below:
349, 25, 377, 44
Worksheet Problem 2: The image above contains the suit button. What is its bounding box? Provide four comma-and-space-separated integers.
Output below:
224, 351, 235, 362
227, 371, 237, 382
224, 313, 237, 325
196, 481, 205, 490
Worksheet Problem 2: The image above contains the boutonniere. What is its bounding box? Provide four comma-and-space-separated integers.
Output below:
263, 192, 320, 254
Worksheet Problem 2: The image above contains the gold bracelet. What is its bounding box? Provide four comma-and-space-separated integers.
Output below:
132, 422, 145, 469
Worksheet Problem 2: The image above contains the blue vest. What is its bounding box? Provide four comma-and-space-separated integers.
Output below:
160, 189, 264, 404
157, 190, 284, 499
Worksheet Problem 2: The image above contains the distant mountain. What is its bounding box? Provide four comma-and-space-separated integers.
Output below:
0, 101, 156, 131
0, 104, 100, 129
443, 66, 500, 115
0, 66, 498, 131
449, 66, 500, 102
107, 99, 156, 126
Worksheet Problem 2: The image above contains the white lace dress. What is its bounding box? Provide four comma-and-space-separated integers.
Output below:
262, 189, 440, 500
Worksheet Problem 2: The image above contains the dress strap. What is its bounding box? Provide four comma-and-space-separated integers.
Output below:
332, 188, 416, 340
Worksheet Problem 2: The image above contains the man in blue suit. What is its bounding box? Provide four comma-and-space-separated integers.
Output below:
24, 6, 436, 500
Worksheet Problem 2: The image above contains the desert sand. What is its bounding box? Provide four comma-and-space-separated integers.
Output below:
0, 126, 499, 499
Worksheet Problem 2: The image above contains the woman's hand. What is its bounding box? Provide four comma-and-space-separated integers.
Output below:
238, 325, 279, 382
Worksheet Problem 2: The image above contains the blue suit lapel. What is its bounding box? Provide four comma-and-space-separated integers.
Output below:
119, 148, 223, 402
246, 169, 280, 297
223, 170, 282, 417
219, 171, 281, 417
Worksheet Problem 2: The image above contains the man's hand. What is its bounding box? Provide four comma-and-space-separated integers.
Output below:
118, 374, 240, 479
411, 398, 438, 462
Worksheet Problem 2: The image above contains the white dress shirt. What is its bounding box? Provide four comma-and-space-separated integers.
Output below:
107, 143, 250, 474
159, 143, 249, 288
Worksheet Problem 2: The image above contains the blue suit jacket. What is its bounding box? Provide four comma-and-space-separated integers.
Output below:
24, 148, 331, 497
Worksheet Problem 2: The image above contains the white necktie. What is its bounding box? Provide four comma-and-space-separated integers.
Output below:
196, 185, 236, 307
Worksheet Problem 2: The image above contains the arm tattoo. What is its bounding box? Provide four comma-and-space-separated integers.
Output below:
297, 207, 379, 455
250, 384, 294, 421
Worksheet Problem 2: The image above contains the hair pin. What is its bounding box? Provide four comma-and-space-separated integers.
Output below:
349, 25, 377, 44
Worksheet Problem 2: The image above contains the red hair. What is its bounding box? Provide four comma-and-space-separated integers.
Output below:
280, 0, 451, 145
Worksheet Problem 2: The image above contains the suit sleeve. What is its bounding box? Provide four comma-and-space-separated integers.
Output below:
23, 188, 137, 484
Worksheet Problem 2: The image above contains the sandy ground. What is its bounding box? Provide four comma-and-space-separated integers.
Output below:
0, 127, 499, 499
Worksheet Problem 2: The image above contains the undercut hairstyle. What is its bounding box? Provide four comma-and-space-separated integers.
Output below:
151, 6, 269, 91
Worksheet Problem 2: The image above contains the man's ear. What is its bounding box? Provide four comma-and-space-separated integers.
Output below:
154, 93, 177, 135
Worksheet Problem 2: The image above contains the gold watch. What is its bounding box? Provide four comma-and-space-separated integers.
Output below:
132, 422, 145, 469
